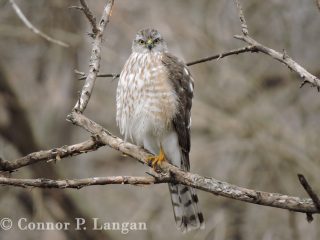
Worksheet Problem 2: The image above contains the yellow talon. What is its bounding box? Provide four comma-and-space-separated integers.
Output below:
147, 147, 166, 169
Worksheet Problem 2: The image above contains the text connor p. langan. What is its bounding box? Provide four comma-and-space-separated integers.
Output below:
16, 217, 147, 234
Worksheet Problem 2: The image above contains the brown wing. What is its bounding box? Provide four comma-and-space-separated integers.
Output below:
162, 53, 194, 171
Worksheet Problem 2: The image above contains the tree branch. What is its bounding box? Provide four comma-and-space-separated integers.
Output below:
233, 0, 249, 35
9, 0, 69, 47
79, 0, 98, 36
233, 0, 320, 91
234, 35, 320, 90
1, 128, 319, 214
1, 110, 319, 214
298, 174, 320, 222
65, 111, 320, 214
67, 111, 148, 166
298, 174, 320, 211
77, 71, 120, 81
73, 0, 114, 113
186, 45, 257, 66
70, 0, 98, 36
0, 137, 104, 172
0, 175, 169, 189
77, 45, 258, 80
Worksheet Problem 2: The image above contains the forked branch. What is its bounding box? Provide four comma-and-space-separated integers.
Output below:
1, 111, 319, 215
73, 0, 114, 113
233, 0, 320, 90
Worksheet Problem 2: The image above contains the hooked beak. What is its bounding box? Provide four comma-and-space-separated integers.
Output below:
146, 38, 153, 50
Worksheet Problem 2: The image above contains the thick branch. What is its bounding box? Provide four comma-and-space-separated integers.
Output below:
0, 138, 104, 172
0, 176, 169, 189
9, 0, 69, 47
1, 111, 318, 213
1, 153, 318, 214
73, 0, 114, 113
67, 111, 148, 166
64, 111, 320, 214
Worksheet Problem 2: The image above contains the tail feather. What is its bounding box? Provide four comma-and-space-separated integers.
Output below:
168, 183, 205, 232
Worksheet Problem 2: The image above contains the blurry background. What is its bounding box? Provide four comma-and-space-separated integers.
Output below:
1, 0, 320, 239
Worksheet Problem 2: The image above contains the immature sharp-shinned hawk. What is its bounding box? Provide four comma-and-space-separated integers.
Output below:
116, 28, 204, 232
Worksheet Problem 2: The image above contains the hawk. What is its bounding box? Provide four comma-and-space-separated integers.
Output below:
116, 28, 204, 232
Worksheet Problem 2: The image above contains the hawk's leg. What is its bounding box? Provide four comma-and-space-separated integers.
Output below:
147, 146, 166, 169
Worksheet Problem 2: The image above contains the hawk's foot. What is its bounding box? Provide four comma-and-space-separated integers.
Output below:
147, 147, 166, 170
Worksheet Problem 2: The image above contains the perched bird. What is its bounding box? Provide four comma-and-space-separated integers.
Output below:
116, 28, 204, 232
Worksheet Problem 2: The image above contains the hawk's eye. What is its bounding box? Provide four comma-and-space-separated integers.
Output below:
138, 39, 145, 44
153, 38, 160, 44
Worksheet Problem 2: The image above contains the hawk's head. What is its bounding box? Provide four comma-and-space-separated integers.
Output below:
132, 28, 168, 54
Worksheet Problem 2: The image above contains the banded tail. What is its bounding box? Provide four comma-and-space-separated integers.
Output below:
168, 183, 205, 232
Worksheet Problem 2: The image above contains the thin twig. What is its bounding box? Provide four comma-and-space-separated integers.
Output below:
74, 69, 86, 77
77, 45, 257, 80
298, 174, 320, 210
186, 45, 257, 66
298, 174, 320, 222
78, 72, 120, 81
9, 0, 69, 47
73, 0, 114, 113
78, 0, 99, 36
233, 0, 249, 35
